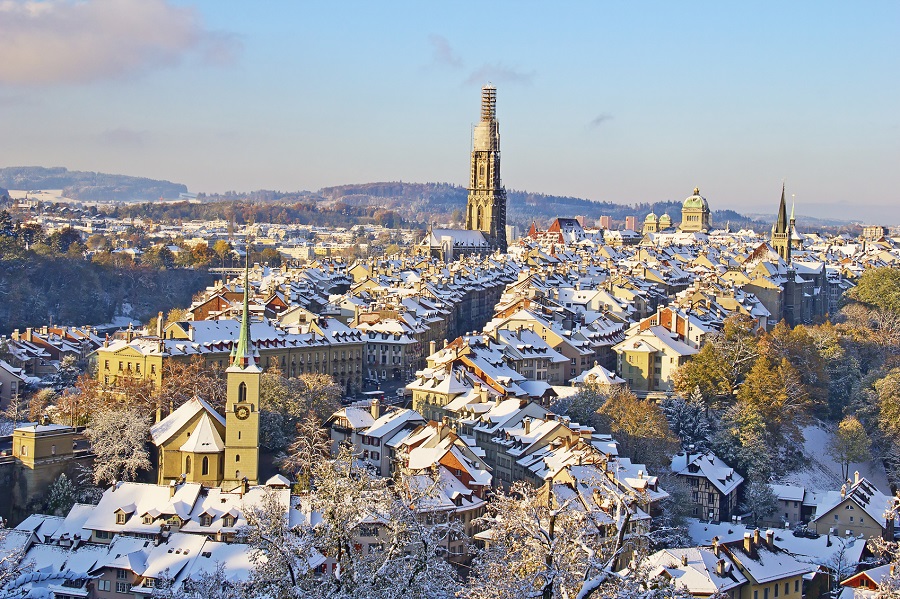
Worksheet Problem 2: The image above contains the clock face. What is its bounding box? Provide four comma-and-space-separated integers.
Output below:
235, 406, 250, 420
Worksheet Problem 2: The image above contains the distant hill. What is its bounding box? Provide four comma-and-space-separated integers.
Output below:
0, 166, 188, 201
315, 181, 768, 229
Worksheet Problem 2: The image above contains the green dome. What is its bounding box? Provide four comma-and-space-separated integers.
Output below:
683, 187, 709, 210
644, 212, 658, 222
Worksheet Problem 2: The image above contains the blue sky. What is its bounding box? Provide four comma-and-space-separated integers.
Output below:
0, 1, 898, 221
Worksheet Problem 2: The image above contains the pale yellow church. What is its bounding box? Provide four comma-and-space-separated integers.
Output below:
150, 265, 261, 490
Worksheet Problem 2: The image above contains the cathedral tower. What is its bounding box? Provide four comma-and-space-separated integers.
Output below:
222, 259, 261, 490
465, 85, 507, 252
771, 184, 792, 264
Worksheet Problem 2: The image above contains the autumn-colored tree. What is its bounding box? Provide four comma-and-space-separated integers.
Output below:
672, 343, 731, 404
736, 354, 812, 449
847, 267, 900, 314
598, 387, 678, 470
827, 416, 871, 481
769, 322, 828, 411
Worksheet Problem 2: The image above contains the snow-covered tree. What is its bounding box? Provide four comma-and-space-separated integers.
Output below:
465, 480, 632, 599
83, 405, 152, 485
661, 387, 711, 453
827, 415, 871, 481
44, 473, 77, 516
280, 411, 331, 490
178, 562, 245, 599
738, 481, 778, 527
47, 355, 82, 392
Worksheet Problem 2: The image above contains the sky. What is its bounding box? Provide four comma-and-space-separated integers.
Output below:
0, 1, 898, 222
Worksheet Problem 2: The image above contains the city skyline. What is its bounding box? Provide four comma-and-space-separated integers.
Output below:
1, 1, 898, 222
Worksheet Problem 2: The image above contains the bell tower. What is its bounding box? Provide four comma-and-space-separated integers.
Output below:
465, 84, 507, 252
222, 258, 261, 490
771, 183, 792, 264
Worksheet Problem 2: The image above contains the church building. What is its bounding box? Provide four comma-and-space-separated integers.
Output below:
421, 85, 508, 260
150, 262, 261, 490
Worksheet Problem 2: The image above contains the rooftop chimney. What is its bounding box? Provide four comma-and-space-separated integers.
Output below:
681, 554, 688, 566
765, 529, 775, 549
523, 417, 531, 434
716, 559, 725, 576
157, 311, 164, 338
371, 398, 381, 420
711, 536, 720, 557
743, 532, 753, 554
854, 471, 860, 485
753, 529, 761, 547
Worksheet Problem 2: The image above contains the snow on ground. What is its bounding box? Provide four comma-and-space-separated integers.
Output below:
776, 423, 890, 496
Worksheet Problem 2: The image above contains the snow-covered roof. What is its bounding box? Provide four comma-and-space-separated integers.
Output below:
150, 396, 225, 447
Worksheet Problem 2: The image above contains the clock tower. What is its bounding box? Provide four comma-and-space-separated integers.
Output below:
222, 259, 261, 490
465, 84, 507, 253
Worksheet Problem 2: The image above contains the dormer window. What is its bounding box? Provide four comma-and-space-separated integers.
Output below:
201, 514, 213, 527
116, 512, 127, 525
223, 515, 235, 528
143, 515, 154, 525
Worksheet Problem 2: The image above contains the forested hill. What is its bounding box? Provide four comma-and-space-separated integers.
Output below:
0, 166, 188, 201
210, 181, 769, 230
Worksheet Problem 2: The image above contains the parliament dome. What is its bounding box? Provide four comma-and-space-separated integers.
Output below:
683, 187, 709, 210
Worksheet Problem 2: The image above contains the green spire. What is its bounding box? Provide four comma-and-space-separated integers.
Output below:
230, 253, 254, 368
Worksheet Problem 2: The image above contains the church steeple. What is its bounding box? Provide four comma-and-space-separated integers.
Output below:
465, 84, 507, 253
229, 256, 257, 370
772, 183, 792, 264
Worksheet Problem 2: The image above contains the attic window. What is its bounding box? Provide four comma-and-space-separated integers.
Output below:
116, 512, 127, 525
143, 515, 154, 525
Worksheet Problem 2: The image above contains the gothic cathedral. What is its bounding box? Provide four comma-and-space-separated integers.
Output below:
465, 85, 508, 253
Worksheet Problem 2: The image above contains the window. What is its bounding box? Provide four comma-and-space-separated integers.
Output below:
785, 583, 789, 595
51, 444, 56, 455
104, 360, 109, 370
764, 587, 769, 599
238, 382, 247, 403
202, 456, 209, 476
775, 583, 779, 597
143, 515, 154, 524
795, 581, 799, 593
201, 515, 212, 526
116, 512, 127, 525
116, 569, 128, 580
20, 445, 26, 456
116, 581, 129, 593
98, 580, 111, 591
235, 454, 240, 462
150, 364, 156, 375
185, 455, 192, 474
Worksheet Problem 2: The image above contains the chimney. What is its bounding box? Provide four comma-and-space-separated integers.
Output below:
840, 484, 847, 499
157, 311, 164, 338
716, 559, 725, 576
370, 398, 381, 420
681, 554, 688, 567
854, 471, 860, 485
711, 536, 720, 557
12, 329, 19, 341
523, 417, 531, 434
753, 529, 760, 547
429, 340, 436, 356
25, 327, 33, 342
242, 477, 250, 495
765, 529, 775, 549
743, 532, 753, 553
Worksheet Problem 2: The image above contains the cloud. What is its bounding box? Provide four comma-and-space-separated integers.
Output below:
428, 34, 462, 68
0, 0, 241, 86
589, 113, 613, 128
465, 63, 535, 86
98, 127, 150, 146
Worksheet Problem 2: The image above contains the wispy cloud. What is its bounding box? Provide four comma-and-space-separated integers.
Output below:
98, 128, 150, 146
0, 0, 241, 86
428, 34, 462, 68
589, 113, 613, 128
465, 63, 535, 86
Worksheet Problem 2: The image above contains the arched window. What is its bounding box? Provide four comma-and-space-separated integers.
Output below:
476, 207, 483, 229
185, 455, 192, 474
202, 456, 209, 476
235, 454, 240, 463
238, 382, 247, 403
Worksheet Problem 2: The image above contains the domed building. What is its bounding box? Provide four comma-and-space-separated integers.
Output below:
642, 212, 659, 235
659, 213, 672, 230
679, 187, 711, 233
